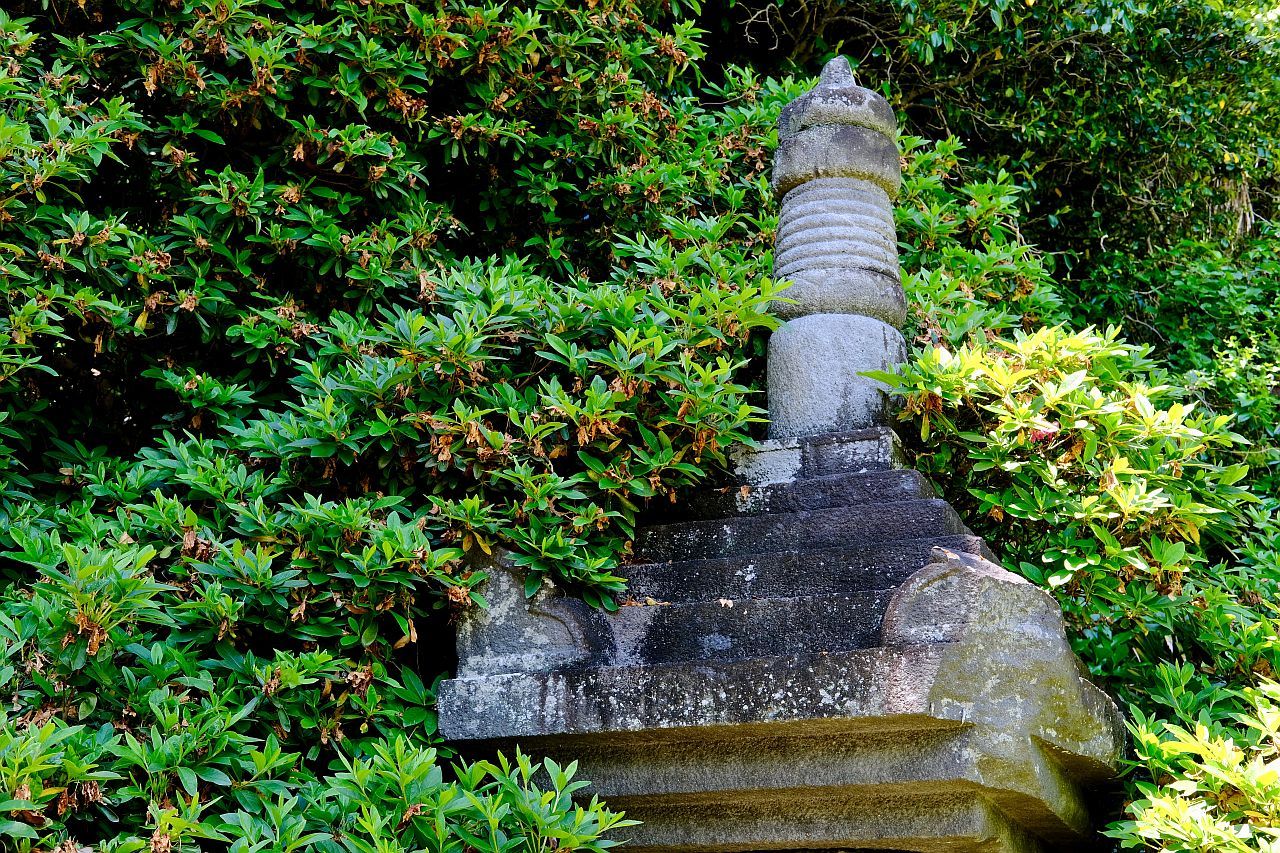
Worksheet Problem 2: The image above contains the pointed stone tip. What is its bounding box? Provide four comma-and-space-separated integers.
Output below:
776, 54, 897, 147
819, 56, 855, 87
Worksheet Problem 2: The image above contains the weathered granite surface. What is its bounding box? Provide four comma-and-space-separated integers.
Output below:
772, 59, 901, 199
768, 313, 907, 438
778, 59, 898, 141
768, 56, 907, 436
773, 125, 902, 198
438, 431, 1125, 853
436, 59, 1125, 853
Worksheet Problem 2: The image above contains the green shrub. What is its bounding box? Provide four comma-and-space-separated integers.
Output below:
1072, 226, 1280, 493
1109, 681, 1280, 852
3, 0, 1280, 845
1074, 226, 1280, 376
0, 0, 793, 843
0, 715, 633, 852
895, 135, 1065, 345
875, 324, 1266, 704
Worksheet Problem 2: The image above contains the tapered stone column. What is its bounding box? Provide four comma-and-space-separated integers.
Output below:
768, 57, 908, 439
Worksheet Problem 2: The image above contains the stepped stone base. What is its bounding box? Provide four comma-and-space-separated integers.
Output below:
438, 430, 1125, 853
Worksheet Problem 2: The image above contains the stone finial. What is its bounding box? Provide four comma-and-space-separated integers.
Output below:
773, 57, 900, 198
778, 57, 897, 141
768, 56, 908, 438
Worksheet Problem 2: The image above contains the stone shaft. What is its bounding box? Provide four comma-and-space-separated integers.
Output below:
768, 313, 906, 439
768, 56, 907, 438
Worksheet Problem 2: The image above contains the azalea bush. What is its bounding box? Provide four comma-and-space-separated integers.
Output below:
1075, 227, 1280, 494
894, 135, 1065, 346
1110, 681, 1280, 852
0, 0, 789, 844
0, 721, 634, 852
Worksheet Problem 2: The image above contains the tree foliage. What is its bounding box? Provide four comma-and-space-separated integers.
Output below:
711, 0, 1280, 249
2, 0, 1280, 849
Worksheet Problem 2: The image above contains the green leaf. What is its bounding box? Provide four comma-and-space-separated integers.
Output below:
177, 765, 200, 796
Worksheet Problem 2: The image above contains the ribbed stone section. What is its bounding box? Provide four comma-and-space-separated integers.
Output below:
774, 178, 904, 323
776, 180, 897, 277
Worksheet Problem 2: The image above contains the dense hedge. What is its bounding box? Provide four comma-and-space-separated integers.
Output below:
0, 0, 784, 845
2, 0, 1279, 849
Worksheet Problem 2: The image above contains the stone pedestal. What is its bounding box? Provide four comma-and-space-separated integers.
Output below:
436, 58, 1125, 853
439, 430, 1125, 852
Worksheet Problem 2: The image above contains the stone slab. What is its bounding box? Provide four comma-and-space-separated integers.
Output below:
614, 791, 1047, 853
623, 534, 992, 603
453, 561, 598, 678
633, 499, 966, 563
440, 644, 952, 741
729, 427, 904, 485
600, 590, 894, 664
556, 726, 1092, 848
653, 468, 933, 520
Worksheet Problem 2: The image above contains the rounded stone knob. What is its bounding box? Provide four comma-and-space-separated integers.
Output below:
779, 57, 897, 142
772, 58, 902, 199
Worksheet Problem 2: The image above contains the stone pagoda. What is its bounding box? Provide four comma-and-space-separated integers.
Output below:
437, 58, 1125, 853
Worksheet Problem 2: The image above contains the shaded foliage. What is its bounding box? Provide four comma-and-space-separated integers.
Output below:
706, 0, 1280, 252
